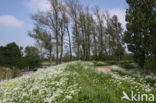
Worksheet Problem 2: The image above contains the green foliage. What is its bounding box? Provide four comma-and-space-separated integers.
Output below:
0, 43, 41, 70
65, 63, 122, 103
118, 61, 137, 69
144, 57, 156, 72
28, 26, 53, 62
0, 67, 6, 80
123, 0, 156, 68
25, 46, 39, 57
94, 61, 110, 66
0, 42, 22, 67
111, 65, 156, 88
122, 53, 133, 60
106, 15, 124, 60
5, 43, 21, 58
17, 56, 41, 70
0, 61, 156, 102
0, 53, 7, 65
0, 67, 20, 80
11, 67, 20, 78
65, 62, 156, 103
94, 61, 118, 66
95, 61, 137, 69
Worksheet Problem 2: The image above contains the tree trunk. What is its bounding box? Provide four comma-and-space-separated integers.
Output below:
76, 24, 80, 60
49, 49, 52, 64
56, 30, 59, 65
59, 34, 64, 64
67, 27, 72, 61
93, 32, 97, 60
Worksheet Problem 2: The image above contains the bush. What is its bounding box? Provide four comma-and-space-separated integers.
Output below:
0, 67, 5, 80
144, 57, 156, 72
118, 61, 137, 69
17, 56, 41, 70
0, 67, 20, 80
0, 53, 7, 66
122, 54, 133, 60
94, 61, 119, 66
11, 67, 20, 78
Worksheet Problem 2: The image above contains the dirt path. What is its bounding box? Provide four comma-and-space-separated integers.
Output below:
96, 66, 112, 72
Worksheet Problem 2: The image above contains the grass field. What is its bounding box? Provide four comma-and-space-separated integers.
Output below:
0, 61, 156, 103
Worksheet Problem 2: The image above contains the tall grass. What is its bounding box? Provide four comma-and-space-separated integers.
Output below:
64, 62, 156, 103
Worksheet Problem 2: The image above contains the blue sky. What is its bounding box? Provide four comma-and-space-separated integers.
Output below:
0, 0, 128, 47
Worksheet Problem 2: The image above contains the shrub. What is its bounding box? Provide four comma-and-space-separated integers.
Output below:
94, 61, 118, 66
17, 56, 41, 70
0, 53, 7, 66
118, 61, 137, 69
11, 67, 20, 78
144, 57, 156, 73
0, 67, 12, 80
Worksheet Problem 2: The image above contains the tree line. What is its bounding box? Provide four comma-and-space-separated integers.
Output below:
29, 0, 124, 65
0, 43, 41, 69
0, 0, 154, 70
29, 0, 155, 69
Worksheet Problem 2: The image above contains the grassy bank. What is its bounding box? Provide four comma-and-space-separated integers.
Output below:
0, 61, 156, 103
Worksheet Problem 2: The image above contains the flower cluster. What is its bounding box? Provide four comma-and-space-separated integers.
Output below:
98, 65, 156, 93
0, 62, 80, 103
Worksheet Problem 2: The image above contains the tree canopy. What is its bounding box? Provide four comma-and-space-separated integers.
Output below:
123, 0, 156, 68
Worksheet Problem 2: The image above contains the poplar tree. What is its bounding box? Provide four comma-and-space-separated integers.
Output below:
124, 0, 155, 68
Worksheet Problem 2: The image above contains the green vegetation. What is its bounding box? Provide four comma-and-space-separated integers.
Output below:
95, 61, 156, 88
17, 56, 41, 70
0, 43, 41, 71
95, 61, 138, 69
0, 0, 155, 102
123, 0, 156, 68
0, 61, 155, 103
65, 62, 156, 103
0, 42, 22, 68
0, 67, 20, 80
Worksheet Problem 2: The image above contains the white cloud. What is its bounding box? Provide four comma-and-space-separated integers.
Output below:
26, 0, 50, 13
0, 15, 24, 28
108, 9, 126, 29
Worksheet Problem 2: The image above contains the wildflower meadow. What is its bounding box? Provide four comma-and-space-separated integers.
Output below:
0, 61, 156, 103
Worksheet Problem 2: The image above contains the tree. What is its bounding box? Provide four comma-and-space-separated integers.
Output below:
30, 0, 70, 64
150, 3, 156, 59
0, 46, 7, 66
66, 22, 72, 61
25, 46, 39, 57
66, 0, 81, 60
59, 4, 69, 63
28, 0, 125, 62
91, 18, 98, 60
105, 15, 124, 60
5, 43, 21, 58
0, 42, 22, 67
123, 0, 155, 68
17, 56, 41, 70
29, 26, 53, 63
94, 7, 106, 60
5, 43, 21, 67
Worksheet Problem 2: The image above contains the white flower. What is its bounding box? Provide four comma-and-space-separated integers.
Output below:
65, 95, 72, 100
0, 62, 81, 103
145, 88, 151, 92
